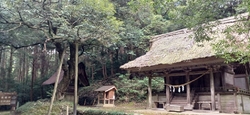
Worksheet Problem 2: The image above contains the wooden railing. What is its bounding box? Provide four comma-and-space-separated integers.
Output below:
193, 86, 250, 96
237, 89, 250, 96
192, 87, 238, 92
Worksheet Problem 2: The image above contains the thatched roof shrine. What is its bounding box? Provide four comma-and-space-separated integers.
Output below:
120, 13, 249, 72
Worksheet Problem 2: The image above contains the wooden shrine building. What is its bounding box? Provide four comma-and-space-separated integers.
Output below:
95, 85, 117, 107
120, 13, 250, 114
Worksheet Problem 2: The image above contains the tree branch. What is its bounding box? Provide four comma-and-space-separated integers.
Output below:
0, 22, 22, 32
0, 41, 43, 49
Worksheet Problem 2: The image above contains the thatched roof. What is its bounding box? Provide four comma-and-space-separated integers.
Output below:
120, 13, 248, 72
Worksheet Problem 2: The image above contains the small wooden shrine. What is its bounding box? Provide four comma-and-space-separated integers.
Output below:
95, 85, 117, 107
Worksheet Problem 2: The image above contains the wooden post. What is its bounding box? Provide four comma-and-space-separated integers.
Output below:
186, 71, 190, 105
97, 93, 100, 105
210, 68, 216, 111
234, 93, 238, 113
104, 92, 106, 105
108, 93, 110, 104
240, 94, 244, 113
165, 73, 170, 106
165, 75, 170, 105
148, 76, 152, 109
217, 93, 221, 112
66, 106, 69, 115
244, 64, 250, 90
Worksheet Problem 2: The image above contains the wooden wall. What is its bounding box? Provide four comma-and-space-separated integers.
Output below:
106, 89, 115, 99
219, 93, 250, 114
220, 94, 235, 113
236, 94, 250, 114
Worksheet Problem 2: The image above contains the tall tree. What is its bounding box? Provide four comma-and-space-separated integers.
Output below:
0, 0, 121, 99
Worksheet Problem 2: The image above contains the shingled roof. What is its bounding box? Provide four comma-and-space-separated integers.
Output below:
120, 13, 249, 72
95, 86, 117, 92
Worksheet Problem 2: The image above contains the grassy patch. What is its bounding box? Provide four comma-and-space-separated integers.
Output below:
15, 100, 73, 115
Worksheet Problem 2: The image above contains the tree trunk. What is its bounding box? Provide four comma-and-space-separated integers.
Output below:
25, 48, 29, 84
110, 53, 114, 77
102, 63, 108, 78
0, 46, 2, 82
40, 51, 47, 98
6, 47, 14, 90
18, 50, 25, 83
104, 63, 108, 78
1, 48, 6, 91
102, 64, 105, 78
73, 43, 79, 115
91, 65, 94, 80
56, 43, 75, 100
30, 46, 38, 101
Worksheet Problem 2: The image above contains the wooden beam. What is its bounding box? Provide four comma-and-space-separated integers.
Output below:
148, 76, 152, 109
210, 68, 215, 111
186, 71, 190, 105
169, 70, 209, 77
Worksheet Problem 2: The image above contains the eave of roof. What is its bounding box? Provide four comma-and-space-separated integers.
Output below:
95, 85, 117, 92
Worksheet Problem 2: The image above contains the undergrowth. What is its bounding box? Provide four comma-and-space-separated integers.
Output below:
15, 100, 72, 115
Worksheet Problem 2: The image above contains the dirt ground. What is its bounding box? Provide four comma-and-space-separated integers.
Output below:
132, 109, 250, 115
1, 104, 250, 115
77, 105, 250, 115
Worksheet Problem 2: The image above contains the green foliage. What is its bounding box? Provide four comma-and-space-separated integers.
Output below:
169, 0, 250, 64
15, 76, 54, 105
212, 16, 250, 64
169, 0, 242, 28
0, 0, 122, 47
115, 73, 164, 102
16, 101, 72, 115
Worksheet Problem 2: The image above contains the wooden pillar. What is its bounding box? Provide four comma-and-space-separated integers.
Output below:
104, 92, 106, 105
244, 64, 250, 90
210, 68, 216, 111
234, 93, 238, 112
186, 71, 191, 105
217, 93, 221, 112
148, 76, 152, 109
97, 93, 100, 105
165, 74, 170, 105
